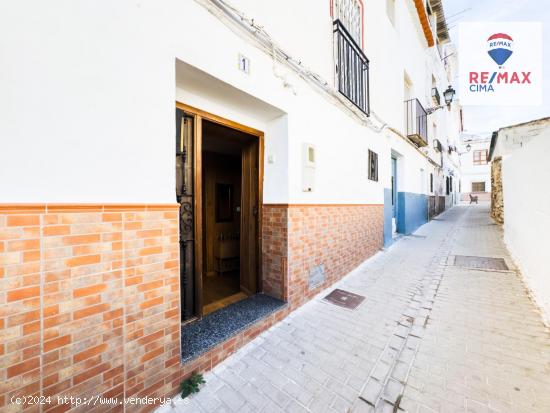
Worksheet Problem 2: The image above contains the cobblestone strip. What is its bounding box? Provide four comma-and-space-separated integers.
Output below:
352, 209, 464, 412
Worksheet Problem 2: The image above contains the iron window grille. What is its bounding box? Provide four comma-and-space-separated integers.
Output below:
333, 19, 370, 115
472, 182, 486, 192
368, 149, 378, 181
404, 98, 428, 147
333, 0, 363, 46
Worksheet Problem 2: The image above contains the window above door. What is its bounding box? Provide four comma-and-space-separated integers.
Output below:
332, 0, 363, 46
332, 0, 370, 115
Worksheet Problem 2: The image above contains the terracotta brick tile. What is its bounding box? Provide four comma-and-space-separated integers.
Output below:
103, 384, 124, 399
7, 357, 40, 378
139, 297, 163, 310
44, 305, 59, 318
136, 229, 163, 238
63, 234, 100, 246
7, 215, 40, 227
103, 365, 124, 381
44, 313, 71, 329
137, 280, 163, 292
73, 283, 107, 298
22, 344, 41, 359
44, 335, 71, 353
65, 254, 100, 268
73, 303, 109, 320
43, 379, 72, 400
23, 321, 41, 336
7, 309, 40, 326
73, 343, 108, 363
43, 225, 70, 236
7, 286, 40, 302
102, 308, 123, 322
7, 239, 39, 252
103, 213, 122, 222
141, 346, 163, 363
22, 250, 41, 263
138, 246, 162, 256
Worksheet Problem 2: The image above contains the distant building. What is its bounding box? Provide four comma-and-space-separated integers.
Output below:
459, 133, 491, 202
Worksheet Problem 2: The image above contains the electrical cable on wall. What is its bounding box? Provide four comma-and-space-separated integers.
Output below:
194, 0, 452, 171
195, 0, 387, 132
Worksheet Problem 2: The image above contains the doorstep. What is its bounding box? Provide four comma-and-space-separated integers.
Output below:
181, 293, 286, 363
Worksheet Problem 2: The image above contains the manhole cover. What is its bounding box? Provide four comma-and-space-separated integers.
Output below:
453, 255, 509, 271
324, 289, 365, 310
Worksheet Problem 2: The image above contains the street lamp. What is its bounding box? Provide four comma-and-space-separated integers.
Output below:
443, 85, 456, 106
426, 85, 456, 114
453, 143, 471, 155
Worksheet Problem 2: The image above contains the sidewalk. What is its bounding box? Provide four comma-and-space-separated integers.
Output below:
158, 204, 550, 413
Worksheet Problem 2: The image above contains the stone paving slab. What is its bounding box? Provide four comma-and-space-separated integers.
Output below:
157, 204, 550, 413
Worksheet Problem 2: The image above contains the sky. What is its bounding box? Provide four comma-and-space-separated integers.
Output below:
442, 0, 550, 136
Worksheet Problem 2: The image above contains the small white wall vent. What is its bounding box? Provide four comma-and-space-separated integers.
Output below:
302, 143, 316, 192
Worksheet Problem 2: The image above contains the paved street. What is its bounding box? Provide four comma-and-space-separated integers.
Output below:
159, 204, 550, 413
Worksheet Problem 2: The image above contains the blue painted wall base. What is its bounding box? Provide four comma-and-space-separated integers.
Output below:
383, 188, 393, 247
397, 192, 428, 235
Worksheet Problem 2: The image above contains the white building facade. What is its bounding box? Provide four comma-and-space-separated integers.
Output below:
459, 133, 492, 202
0, 0, 462, 407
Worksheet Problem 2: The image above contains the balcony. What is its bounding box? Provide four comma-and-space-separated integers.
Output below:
431, 87, 441, 105
333, 19, 370, 115
404, 98, 428, 147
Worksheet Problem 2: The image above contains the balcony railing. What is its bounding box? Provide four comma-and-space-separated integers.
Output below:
404, 98, 428, 147
333, 19, 370, 115
431, 87, 441, 105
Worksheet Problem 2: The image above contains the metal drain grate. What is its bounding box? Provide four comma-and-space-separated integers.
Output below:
453, 255, 509, 271
324, 289, 365, 310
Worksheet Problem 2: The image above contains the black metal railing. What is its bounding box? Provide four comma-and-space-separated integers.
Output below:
333, 19, 370, 115
431, 87, 441, 105
404, 98, 428, 147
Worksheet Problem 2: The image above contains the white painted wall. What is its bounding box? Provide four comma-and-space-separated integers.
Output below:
502, 130, 550, 325
0, 1, 176, 203
0, 0, 460, 205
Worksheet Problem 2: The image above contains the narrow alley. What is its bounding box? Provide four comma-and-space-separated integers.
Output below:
160, 205, 550, 413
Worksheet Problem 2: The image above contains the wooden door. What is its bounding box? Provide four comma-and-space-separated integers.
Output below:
240, 140, 259, 295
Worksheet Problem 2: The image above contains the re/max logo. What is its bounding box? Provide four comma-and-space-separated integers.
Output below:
469, 71, 532, 92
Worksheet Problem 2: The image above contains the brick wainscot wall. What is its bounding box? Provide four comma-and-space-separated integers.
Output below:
1, 203, 383, 412
0, 205, 181, 413
266, 204, 384, 308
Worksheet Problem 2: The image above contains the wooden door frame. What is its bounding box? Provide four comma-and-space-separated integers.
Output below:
175, 101, 264, 317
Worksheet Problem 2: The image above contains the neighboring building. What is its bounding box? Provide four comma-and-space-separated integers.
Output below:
458, 132, 492, 202
0, 0, 462, 408
489, 117, 550, 326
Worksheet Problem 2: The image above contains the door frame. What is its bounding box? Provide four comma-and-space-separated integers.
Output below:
391, 156, 397, 219
175, 101, 264, 318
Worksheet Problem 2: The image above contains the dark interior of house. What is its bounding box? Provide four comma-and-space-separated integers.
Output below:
201, 120, 247, 314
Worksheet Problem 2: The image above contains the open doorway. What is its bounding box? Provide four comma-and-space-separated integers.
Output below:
176, 104, 262, 322
201, 120, 260, 314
